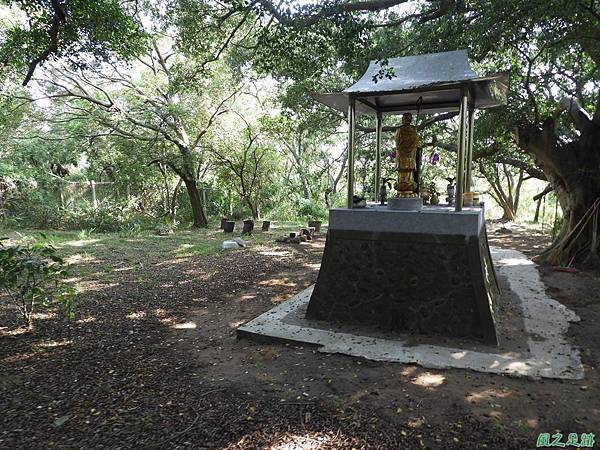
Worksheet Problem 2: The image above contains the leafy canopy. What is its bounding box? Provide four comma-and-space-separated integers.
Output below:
0, 0, 147, 85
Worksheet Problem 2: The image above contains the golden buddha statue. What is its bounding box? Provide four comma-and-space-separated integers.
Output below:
394, 112, 418, 198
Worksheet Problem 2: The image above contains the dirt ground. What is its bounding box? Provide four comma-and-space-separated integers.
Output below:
1, 223, 598, 449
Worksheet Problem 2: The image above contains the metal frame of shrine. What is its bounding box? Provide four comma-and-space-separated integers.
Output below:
310, 49, 509, 211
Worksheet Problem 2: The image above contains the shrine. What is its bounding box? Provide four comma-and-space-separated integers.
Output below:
306, 50, 508, 344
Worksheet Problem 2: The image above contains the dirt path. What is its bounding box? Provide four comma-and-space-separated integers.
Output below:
0, 225, 598, 449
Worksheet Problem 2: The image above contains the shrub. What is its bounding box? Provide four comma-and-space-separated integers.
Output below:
296, 199, 328, 221
0, 236, 76, 328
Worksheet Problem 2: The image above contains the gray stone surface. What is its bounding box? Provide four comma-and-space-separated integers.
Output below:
237, 248, 583, 380
328, 206, 484, 236
305, 228, 498, 344
387, 197, 423, 211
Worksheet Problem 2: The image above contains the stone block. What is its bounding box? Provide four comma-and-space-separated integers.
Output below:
305, 207, 498, 344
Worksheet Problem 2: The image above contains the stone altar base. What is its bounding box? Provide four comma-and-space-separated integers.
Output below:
236, 247, 583, 380
306, 206, 498, 345
387, 197, 423, 211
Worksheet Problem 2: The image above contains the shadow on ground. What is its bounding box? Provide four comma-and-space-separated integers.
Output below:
0, 224, 597, 449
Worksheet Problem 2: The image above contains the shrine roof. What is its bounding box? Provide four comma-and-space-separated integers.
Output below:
310, 50, 508, 116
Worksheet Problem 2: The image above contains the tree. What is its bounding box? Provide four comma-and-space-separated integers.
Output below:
0, 0, 147, 85
261, 111, 346, 202
246, 0, 600, 266
212, 113, 278, 219
478, 162, 524, 221
424, 0, 600, 266
26, 40, 243, 227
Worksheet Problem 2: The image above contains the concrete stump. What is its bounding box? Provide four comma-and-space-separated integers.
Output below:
308, 220, 322, 232
242, 220, 254, 235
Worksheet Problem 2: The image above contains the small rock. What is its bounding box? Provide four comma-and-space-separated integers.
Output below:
221, 240, 239, 250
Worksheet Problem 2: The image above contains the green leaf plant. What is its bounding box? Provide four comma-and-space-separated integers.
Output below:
0, 235, 76, 328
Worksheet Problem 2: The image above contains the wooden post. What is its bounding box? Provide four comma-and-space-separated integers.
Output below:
59, 182, 64, 207
90, 180, 98, 209
347, 97, 356, 209
455, 90, 468, 212
201, 188, 207, 218
228, 189, 233, 216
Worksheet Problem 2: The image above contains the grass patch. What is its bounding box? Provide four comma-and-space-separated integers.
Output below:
1, 220, 310, 262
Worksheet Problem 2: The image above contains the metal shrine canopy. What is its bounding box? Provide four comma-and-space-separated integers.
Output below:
310, 50, 508, 116
309, 49, 509, 211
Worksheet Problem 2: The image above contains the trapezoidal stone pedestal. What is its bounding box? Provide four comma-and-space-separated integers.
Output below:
305, 206, 499, 345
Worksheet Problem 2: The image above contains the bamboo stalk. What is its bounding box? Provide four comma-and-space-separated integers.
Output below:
556, 198, 600, 264
555, 198, 600, 253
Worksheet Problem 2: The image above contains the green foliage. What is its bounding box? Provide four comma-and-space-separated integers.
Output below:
0, 0, 148, 84
3, 187, 158, 232
7, 0, 595, 232
0, 235, 76, 327
296, 199, 328, 221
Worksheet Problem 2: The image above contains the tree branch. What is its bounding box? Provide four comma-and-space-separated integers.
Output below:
554, 96, 593, 131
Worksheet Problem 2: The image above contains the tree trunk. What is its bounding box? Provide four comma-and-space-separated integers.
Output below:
500, 203, 516, 221
517, 113, 600, 267
182, 176, 208, 228
533, 197, 542, 223
170, 178, 183, 222
481, 163, 521, 221
532, 185, 553, 224
245, 196, 260, 219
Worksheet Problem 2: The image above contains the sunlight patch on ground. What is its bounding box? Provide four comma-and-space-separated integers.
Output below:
466, 388, 512, 404
63, 238, 101, 248
65, 254, 99, 264
239, 293, 257, 301
400, 366, 418, 377
263, 432, 331, 449
154, 257, 195, 268
187, 272, 217, 281
229, 319, 247, 328
2, 353, 38, 364
411, 372, 445, 388
0, 326, 31, 337
407, 417, 426, 428
76, 316, 97, 324
126, 311, 146, 320
159, 316, 179, 325
497, 257, 535, 266
258, 250, 291, 257
172, 321, 196, 329
36, 339, 73, 349
488, 360, 530, 371
74, 282, 120, 294
32, 312, 57, 320
258, 278, 298, 287
525, 418, 539, 429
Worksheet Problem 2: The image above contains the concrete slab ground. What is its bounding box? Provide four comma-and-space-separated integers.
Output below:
237, 247, 583, 380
